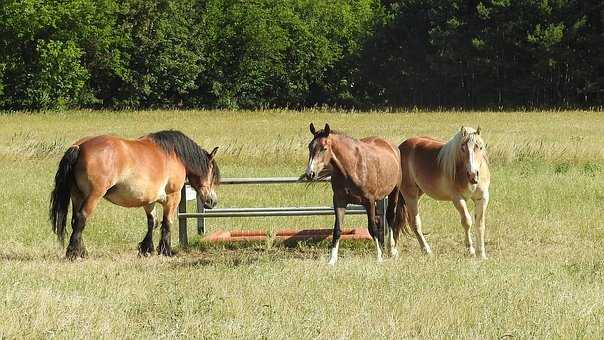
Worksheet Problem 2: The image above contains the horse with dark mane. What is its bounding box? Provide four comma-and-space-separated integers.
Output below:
49, 130, 220, 259
304, 123, 401, 265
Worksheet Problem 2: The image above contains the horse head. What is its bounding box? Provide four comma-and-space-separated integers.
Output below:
305, 123, 334, 180
459, 126, 486, 185
189, 146, 220, 209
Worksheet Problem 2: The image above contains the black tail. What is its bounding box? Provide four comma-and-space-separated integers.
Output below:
390, 191, 411, 238
49, 146, 79, 245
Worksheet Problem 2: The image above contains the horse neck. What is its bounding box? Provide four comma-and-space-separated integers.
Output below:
185, 169, 198, 185
329, 134, 361, 180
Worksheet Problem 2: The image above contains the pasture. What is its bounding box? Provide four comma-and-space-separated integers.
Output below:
1, 109, 603, 338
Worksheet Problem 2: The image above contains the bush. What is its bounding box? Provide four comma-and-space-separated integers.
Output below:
198, 0, 376, 109
28, 40, 90, 109
0, 0, 601, 110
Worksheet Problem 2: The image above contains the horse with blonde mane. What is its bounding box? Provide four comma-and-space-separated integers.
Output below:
391, 126, 490, 259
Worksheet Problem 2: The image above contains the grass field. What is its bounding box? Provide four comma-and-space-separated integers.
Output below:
1, 109, 603, 338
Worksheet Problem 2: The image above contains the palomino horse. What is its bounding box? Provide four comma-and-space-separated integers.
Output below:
304, 123, 401, 265
49, 130, 220, 259
392, 126, 490, 259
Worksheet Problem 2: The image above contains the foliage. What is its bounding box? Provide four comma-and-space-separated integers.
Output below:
0, 0, 602, 109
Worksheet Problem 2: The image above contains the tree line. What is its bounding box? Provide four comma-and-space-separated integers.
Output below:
1, 0, 602, 110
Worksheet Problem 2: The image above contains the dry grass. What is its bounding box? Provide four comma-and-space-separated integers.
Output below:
0, 109, 603, 338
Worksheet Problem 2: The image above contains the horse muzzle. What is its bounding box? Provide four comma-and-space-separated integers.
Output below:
203, 199, 217, 209
305, 171, 317, 180
468, 171, 479, 185
203, 192, 218, 209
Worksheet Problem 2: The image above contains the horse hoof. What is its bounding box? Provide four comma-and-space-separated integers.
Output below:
66, 248, 87, 260
138, 250, 153, 257
391, 248, 399, 258
138, 243, 154, 257
158, 250, 172, 257
157, 247, 173, 257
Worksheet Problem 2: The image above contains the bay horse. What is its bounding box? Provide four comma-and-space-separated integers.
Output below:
49, 130, 220, 259
391, 126, 490, 259
304, 123, 401, 265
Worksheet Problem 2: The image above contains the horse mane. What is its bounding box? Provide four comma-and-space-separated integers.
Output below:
436, 127, 486, 181
312, 128, 350, 140
147, 130, 220, 183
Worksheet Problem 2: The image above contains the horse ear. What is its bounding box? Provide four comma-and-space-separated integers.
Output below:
209, 147, 218, 159
309, 123, 316, 135
476, 126, 481, 135
324, 123, 331, 135
460, 126, 467, 136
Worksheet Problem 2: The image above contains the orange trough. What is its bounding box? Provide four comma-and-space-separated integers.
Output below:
203, 228, 371, 242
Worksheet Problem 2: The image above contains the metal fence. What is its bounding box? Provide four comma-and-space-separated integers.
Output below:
177, 177, 388, 246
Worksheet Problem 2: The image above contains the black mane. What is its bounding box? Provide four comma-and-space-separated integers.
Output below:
148, 130, 220, 183
312, 129, 353, 142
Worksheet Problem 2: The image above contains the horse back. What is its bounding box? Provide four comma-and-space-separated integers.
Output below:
360, 136, 399, 155
355, 136, 401, 197
398, 136, 450, 199
72, 135, 185, 204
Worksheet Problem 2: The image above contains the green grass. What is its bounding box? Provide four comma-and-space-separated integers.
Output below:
1, 109, 603, 338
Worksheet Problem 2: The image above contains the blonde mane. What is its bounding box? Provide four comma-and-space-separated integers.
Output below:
436, 127, 486, 181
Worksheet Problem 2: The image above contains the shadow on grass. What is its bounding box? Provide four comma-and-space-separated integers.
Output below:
170, 237, 375, 268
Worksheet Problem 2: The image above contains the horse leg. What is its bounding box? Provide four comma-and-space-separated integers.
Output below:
366, 201, 384, 262
453, 198, 475, 257
158, 192, 179, 256
66, 191, 102, 260
474, 194, 489, 260
406, 196, 432, 255
328, 196, 346, 266
386, 190, 399, 258
138, 203, 156, 256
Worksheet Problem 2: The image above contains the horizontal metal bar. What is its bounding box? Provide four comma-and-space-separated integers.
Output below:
179, 209, 368, 218
186, 177, 330, 186
199, 206, 365, 213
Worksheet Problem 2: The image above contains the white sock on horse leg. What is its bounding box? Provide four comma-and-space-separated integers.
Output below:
328, 239, 340, 266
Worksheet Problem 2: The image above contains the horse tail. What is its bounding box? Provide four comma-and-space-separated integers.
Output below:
49, 145, 79, 245
391, 191, 411, 238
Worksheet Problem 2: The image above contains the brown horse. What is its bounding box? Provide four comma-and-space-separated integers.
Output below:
304, 123, 401, 265
49, 130, 220, 259
392, 126, 490, 259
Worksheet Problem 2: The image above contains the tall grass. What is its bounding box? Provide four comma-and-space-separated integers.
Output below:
0, 110, 602, 338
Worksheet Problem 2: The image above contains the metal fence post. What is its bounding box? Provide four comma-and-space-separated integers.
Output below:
379, 197, 391, 256
196, 196, 205, 234
178, 185, 188, 247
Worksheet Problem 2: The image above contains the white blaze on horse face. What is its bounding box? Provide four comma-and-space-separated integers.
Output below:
305, 155, 316, 179
306, 140, 325, 179
466, 140, 480, 184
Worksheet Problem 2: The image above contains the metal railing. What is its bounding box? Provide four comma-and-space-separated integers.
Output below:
177, 177, 388, 246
